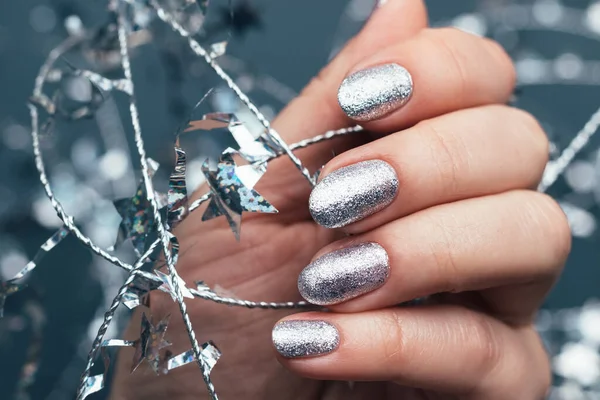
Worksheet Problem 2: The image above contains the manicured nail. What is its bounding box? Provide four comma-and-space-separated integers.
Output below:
309, 160, 398, 228
338, 63, 413, 122
272, 320, 340, 358
299, 242, 390, 306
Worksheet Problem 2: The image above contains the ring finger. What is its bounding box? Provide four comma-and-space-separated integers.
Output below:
300, 189, 570, 320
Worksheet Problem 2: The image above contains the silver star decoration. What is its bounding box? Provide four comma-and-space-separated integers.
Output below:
123, 276, 163, 310
155, 270, 194, 301
185, 113, 278, 168
131, 313, 172, 375
202, 153, 277, 239
112, 159, 160, 256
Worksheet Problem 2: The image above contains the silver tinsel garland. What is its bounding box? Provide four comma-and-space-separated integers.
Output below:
0, 0, 598, 399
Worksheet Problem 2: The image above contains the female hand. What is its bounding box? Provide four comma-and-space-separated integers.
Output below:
112, 1, 570, 399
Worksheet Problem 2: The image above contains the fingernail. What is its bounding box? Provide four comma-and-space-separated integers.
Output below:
338, 63, 413, 122
299, 242, 390, 306
272, 320, 340, 358
309, 160, 398, 228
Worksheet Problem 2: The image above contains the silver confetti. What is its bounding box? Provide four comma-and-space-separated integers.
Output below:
131, 313, 172, 374
8, 226, 69, 282
202, 153, 278, 239
167, 341, 221, 373
167, 145, 189, 229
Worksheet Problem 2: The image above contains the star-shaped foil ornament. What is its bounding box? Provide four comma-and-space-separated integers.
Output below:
131, 313, 172, 375
155, 270, 194, 302
202, 153, 277, 239
123, 276, 163, 310
112, 159, 160, 256
185, 112, 279, 169
0, 280, 26, 318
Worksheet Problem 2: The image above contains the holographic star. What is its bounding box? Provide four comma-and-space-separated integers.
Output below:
123, 276, 163, 310
185, 113, 278, 168
0, 281, 26, 318
202, 153, 277, 239
112, 159, 160, 256
131, 313, 172, 375
155, 270, 194, 301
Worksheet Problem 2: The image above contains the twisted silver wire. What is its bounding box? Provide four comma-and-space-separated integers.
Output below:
149, 0, 317, 187
25, 3, 365, 399
188, 286, 309, 309
186, 125, 363, 213
111, 2, 218, 397
76, 244, 156, 399
27, 31, 327, 308
539, 105, 600, 193
23, 1, 600, 398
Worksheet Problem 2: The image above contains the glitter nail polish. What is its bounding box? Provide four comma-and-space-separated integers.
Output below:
309, 160, 398, 228
299, 242, 389, 306
337, 63, 413, 122
272, 320, 340, 358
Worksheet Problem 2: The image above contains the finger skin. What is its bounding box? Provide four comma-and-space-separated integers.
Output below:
302, 190, 571, 320
274, 307, 551, 400
317, 105, 550, 234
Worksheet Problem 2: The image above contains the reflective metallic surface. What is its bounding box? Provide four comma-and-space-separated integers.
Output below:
337, 63, 413, 121
299, 242, 389, 305
272, 320, 340, 358
309, 160, 399, 228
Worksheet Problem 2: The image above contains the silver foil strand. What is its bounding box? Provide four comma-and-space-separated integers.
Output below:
149, 0, 317, 186
77, 242, 156, 399
111, 3, 218, 398
539, 105, 600, 192
167, 145, 189, 229
24, 6, 360, 399
9, 226, 69, 281
21, 0, 600, 398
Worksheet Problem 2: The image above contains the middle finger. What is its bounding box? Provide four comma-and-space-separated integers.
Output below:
308, 105, 549, 232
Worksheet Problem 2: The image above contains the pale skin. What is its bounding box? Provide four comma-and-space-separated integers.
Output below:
111, 1, 571, 399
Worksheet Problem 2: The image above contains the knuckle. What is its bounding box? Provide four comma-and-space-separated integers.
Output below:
420, 28, 516, 98
537, 194, 572, 264
482, 37, 517, 89
420, 29, 471, 99
521, 192, 572, 270
517, 329, 553, 399
374, 312, 406, 364
422, 211, 463, 293
513, 108, 550, 168
537, 358, 553, 399
465, 313, 503, 378
416, 119, 467, 196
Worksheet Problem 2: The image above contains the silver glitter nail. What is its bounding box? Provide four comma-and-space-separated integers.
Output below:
338, 63, 413, 122
272, 320, 340, 358
309, 160, 398, 228
298, 242, 389, 306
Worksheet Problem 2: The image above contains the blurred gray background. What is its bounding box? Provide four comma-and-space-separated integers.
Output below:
0, 0, 599, 399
